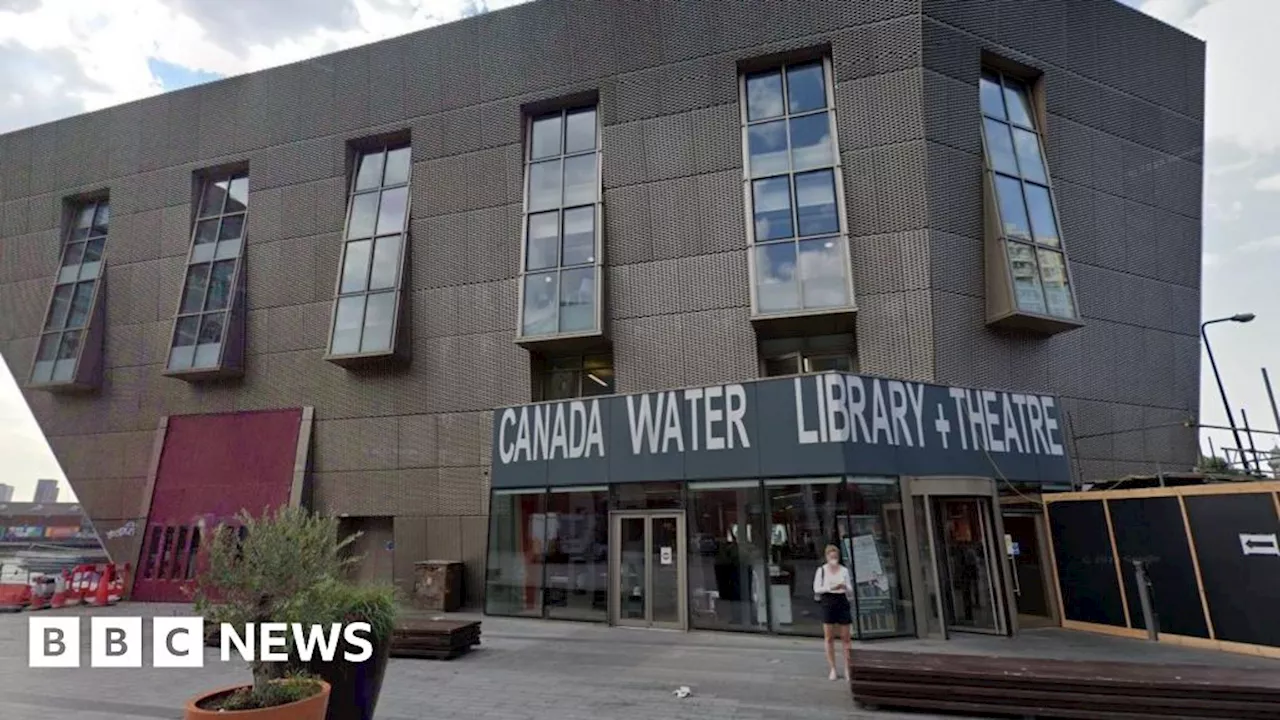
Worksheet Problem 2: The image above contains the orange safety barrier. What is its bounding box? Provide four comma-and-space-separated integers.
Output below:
27, 576, 55, 611
49, 573, 68, 609
0, 583, 32, 612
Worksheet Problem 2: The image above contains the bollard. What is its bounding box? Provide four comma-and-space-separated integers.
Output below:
1133, 560, 1158, 641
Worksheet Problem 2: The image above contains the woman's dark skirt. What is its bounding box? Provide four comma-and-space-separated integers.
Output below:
819, 592, 853, 626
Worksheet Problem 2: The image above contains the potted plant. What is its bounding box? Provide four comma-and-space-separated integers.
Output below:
187, 506, 357, 719
281, 579, 399, 720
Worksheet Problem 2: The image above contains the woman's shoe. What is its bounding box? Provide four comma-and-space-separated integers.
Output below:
828, 668, 838, 681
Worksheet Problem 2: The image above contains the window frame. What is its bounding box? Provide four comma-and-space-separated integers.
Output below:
978, 68, 1082, 327
324, 143, 413, 363
516, 105, 605, 343
29, 198, 111, 390
738, 56, 856, 320
164, 171, 249, 378
761, 350, 855, 377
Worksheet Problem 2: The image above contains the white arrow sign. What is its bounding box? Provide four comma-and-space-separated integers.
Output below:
1239, 533, 1280, 557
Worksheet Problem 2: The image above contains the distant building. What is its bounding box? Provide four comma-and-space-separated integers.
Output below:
33, 480, 59, 504
0, 484, 13, 502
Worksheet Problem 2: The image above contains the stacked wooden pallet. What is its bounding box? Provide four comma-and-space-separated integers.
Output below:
849, 649, 1280, 719
389, 618, 481, 660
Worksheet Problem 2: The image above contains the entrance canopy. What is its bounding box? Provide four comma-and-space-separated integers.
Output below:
491, 373, 1073, 489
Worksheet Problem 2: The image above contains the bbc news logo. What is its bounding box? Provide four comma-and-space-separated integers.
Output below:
29, 617, 373, 668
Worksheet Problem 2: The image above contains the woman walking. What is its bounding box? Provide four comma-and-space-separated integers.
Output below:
813, 544, 854, 680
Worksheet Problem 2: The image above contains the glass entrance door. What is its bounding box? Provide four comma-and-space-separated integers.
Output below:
610, 513, 686, 629
933, 497, 1004, 634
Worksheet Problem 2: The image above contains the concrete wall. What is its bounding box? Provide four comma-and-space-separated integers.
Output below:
0, 0, 1204, 599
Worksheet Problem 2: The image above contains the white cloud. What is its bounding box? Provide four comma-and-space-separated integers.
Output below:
1238, 236, 1280, 253
1255, 172, 1280, 191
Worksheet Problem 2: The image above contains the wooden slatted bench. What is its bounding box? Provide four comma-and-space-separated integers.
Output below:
389, 618, 481, 660
849, 649, 1280, 719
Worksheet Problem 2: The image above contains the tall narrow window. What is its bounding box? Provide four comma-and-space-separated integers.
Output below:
167, 172, 248, 376
741, 59, 853, 317
328, 144, 411, 361
31, 198, 110, 389
980, 69, 1079, 326
519, 106, 603, 339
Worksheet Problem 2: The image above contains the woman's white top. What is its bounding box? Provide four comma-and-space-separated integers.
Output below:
813, 563, 854, 599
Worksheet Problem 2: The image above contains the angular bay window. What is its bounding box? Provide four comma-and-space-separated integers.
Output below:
31, 199, 110, 390
166, 172, 248, 377
741, 59, 854, 319
518, 106, 603, 341
327, 144, 411, 363
760, 333, 855, 377
980, 69, 1081, 332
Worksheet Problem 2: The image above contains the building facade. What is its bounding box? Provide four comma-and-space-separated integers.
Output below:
0, 0, 1202, 637
32, 479, 60, 504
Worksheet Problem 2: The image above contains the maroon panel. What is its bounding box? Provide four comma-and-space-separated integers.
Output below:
132, 408, 303, 602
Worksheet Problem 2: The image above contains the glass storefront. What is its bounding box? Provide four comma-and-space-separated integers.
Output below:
485, 477, 914, 639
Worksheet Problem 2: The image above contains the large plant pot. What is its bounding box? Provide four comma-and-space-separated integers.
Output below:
304, 638, 391, 720
185, 680, 331, 720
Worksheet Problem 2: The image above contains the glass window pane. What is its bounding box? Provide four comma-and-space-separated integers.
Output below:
218, 214, 245, 241
789, 113, 834, 171
56, 329, 81, 360
582, 364, 613, 396
767, 480, 842, 636
204, 260, 235, 311
74, 205, 95, 229
369, 235, 401, 290
526, 211, 559, 271
1037, 249, 1074, 318
755, 242, 800, 313
484, 491, 547, 617
1006, 242, 1046, 314
752, 176, 794, 241
979, 71, 1006, 119
561, 207, 595, 266
847, 479, 915, 638
200, 180, 229, 217
214, 237, 242, 260
746, 70, 784, 121
82, 237, 104, 263
193, 341, 221, 369
168, 344, 194, 371
564, 108, 597, 154
64, 281, 95, 329
1024, 184, 1060, 247
225, 176, 249, 213
331, 295, 366, 355
194, 219, 219, 246
522, 271, 558, 336
173, 316, 199, 347
91, 203, 110, 235
544, 489, 609, 621
347, 193, 378, 240
528, 159, 562, 212
70, 226, 89, 242
61, 241, 85, 268
375, 187, 408, 236
180, 264, 210, 314
563, 155, 597, 207
1012, 128, 1047, 184
787, 62, 826, 113
45, 285, 74, 331
559, 266, 595, 333
799, 237, 850, 309
747, 120, 789, 177
994, 174, 1032, 241
360, 291, 396, 353
340, 239, 373, 294
383, 147, 410, 186
531, 114, 563, 160
33, 335, 58, 382
806, 355, 852, 373
765, 355, 801, 377
1003, 78, 1035, 128
983, 119, 1018, 176
197, 312, 225, 344
544, 370, 579, 400
355, 151, 385, 191
794, 170, 839, 237
688, 483, 768, 631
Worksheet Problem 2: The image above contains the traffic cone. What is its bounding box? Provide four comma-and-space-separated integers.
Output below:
93, 568, 111, 606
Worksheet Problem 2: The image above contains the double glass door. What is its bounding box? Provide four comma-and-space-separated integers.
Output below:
610, 513, 686, 629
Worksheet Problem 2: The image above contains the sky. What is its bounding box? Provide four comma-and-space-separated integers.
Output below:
1, 0, 1279, 503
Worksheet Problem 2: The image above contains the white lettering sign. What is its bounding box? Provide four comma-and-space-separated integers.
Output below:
1240, 533, 1280, 557
497, 400, 605, 463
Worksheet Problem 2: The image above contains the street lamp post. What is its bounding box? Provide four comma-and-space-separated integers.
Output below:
1201, 313, 1255, 473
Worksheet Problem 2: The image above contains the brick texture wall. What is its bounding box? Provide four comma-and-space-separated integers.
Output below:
0, 0, 1204, 600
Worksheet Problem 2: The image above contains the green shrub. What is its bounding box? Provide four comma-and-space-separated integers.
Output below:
199, 675, 324, 712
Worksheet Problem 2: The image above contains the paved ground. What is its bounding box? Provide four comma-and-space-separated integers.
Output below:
0, 603, 1275, 720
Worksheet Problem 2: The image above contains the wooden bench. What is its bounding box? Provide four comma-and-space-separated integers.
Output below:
849, 649, 1280, 719
389, 618, 481, 660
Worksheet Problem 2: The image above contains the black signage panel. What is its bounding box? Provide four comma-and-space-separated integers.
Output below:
1184, 493, 1280, 648
1048, 500, 1127, 627
1109, 497, 1209, 638
491, 372, 1073, 489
